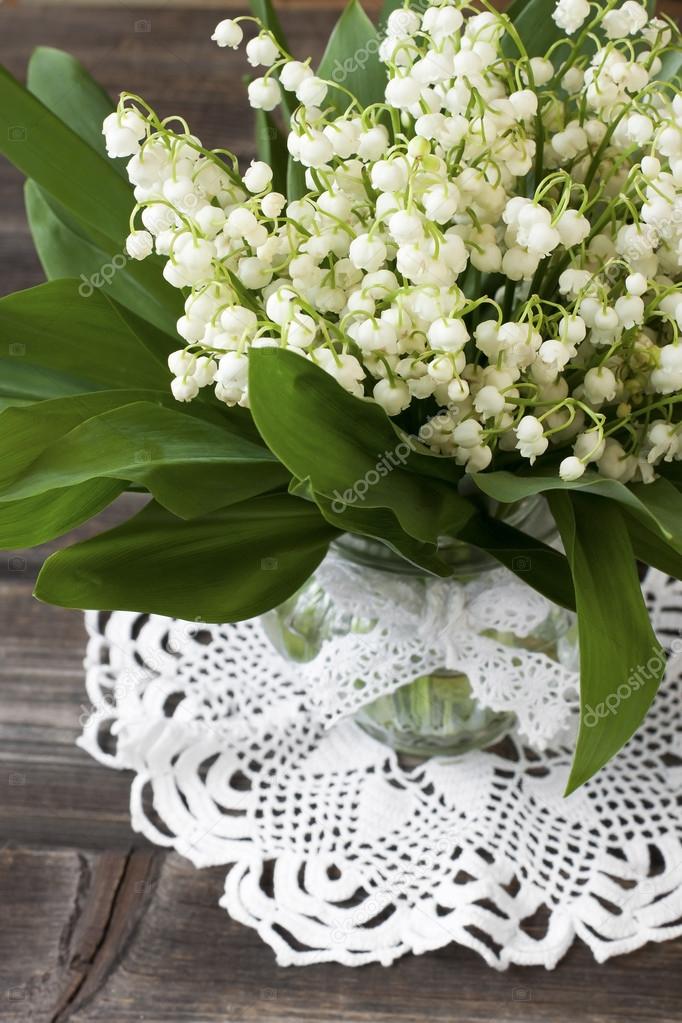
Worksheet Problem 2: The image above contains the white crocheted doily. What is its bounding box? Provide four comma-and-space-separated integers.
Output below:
79, 569, 682, 969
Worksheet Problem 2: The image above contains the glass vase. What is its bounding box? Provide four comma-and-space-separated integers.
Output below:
260, 498, 578, 759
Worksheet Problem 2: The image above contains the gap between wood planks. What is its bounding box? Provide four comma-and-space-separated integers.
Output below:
50, 848, 165, 1023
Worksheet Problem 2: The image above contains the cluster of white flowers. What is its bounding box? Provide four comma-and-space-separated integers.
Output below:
104, 0, 682, 485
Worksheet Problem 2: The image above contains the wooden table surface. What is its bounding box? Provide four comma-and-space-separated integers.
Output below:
2, 5, 682, 1022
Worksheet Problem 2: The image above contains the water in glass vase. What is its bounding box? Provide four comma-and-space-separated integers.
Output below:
354, 671, 517, 759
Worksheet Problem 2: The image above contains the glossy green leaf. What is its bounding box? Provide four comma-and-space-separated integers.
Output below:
474, 470, 682, 554
624, 513, 682, 581
627, 478, 682, 552
254, 110, 288, 195
286, 155, 308, 201
288, 475, 316, 502
0, 280, 172, 394
658, 47, 682, 86
457, 512, 576, 610
0, 397, 32, 412
317, 0, 386, 115
103, 291, 182, 372
0, 401, 290, 519
21, 49, 183, 334
0, 65, 132, 243
0, 391, 171, 492
248, 348, 474, 544
26, 46, 121, 170
504, 0, 532, 22
24, 182, 182, 337
549, 492, 663, 794
0, 359, 91, 402
35, 494, 339, 622
502, 0, 561, 59
315, 495, 453, 577
0, 479, 125, 549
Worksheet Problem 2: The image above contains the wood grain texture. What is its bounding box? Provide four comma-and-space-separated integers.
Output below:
1, 6, 682, 1021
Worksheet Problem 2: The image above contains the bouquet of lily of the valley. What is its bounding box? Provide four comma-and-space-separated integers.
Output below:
0, 0, 680, 791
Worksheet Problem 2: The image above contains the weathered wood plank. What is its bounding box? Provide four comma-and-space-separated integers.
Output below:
2, 847, 682, 1023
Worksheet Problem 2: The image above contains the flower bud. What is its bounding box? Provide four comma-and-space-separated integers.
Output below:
211, 19, 243, 49
243, 160, 273, 194
559, 456, 586, 481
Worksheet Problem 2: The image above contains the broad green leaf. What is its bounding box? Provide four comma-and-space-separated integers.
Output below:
102, 291, 180, 372
628, 478, 682, 552
624, 513, 682, 581
504, 0, 532, 22
549, 491, 663, 794
474, 470, 682, 555
248, 348, 474, 544
286, 155, 308, 202
315, 495, 453, 577
288, 475, 316, 502
0, 281, 171, 393
254, 110, 288, 195
0, 397, 33, 412
0, 479, 125, 549
503, 0, 561, 60
317, 0, 386, 115
457, 512, 576, 610
35, 494, 339, 622
26, 47, 121, 170
0, 401, 291, 519
22, 50, 183, 335
0, 358, 92, 402
24, 182, 182, 337
0, 391, 172, 491
0, 65, 133, 243
658, 47, 682, 86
